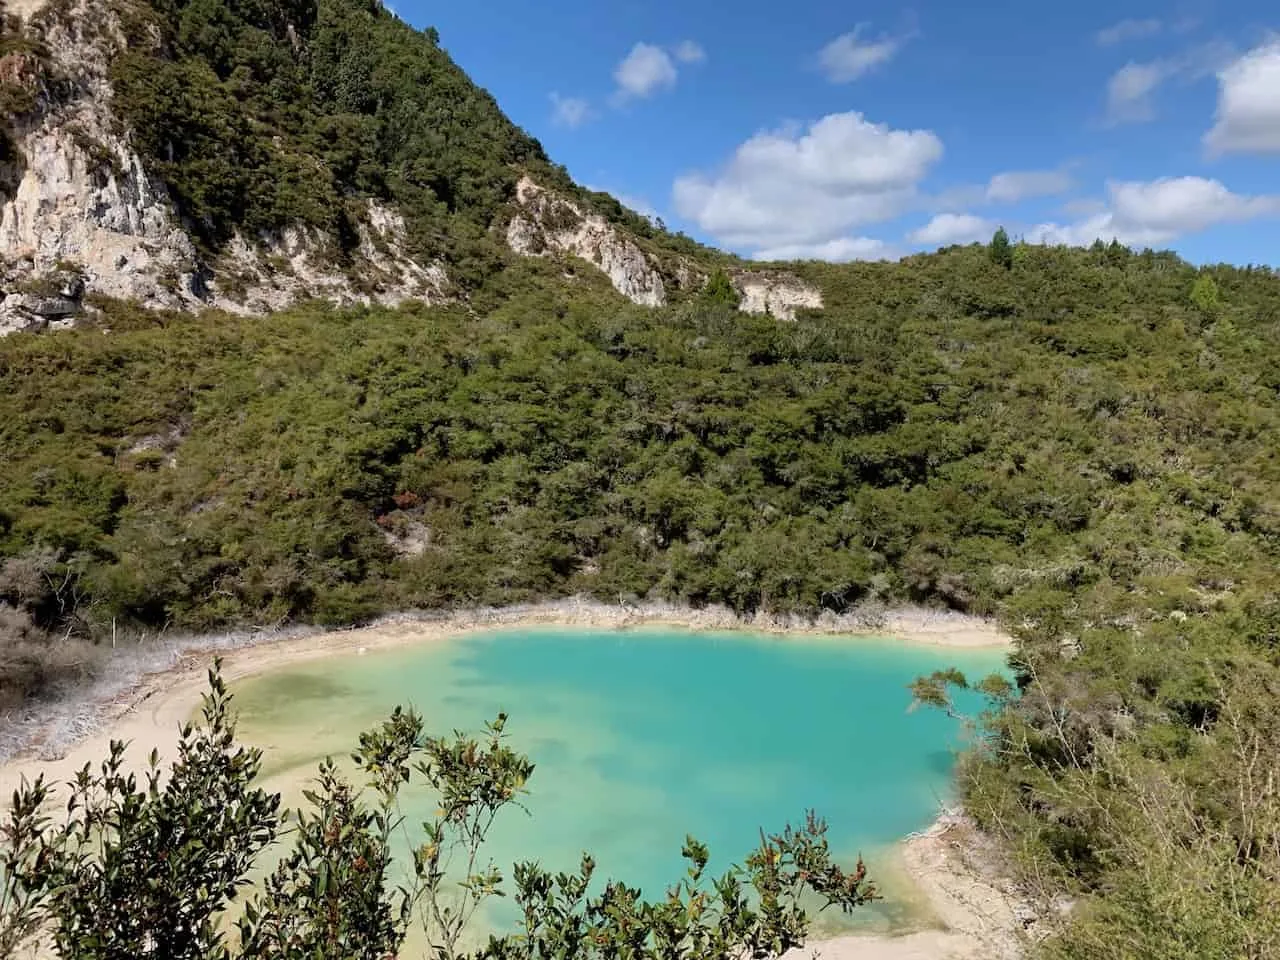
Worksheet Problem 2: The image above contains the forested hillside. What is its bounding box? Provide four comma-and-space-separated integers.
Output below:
11, 0, 711, 284
5, 237, 1280, 954
109, 0, 560, 273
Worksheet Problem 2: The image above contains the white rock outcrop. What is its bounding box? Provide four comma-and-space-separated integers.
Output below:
210, 201, 449, 315
0, 109, 206, 307
0, 0, 450, 333
734, 273, 824, 321
506, 177, 667, 306
506, 179, 825, 319
0, 0, 207, 320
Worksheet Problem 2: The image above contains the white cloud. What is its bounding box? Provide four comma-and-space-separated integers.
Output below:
753, 237, 900, 262
673, 40, 706, 64
817, 26, 903, 82
933, 168, 1075, 210
549, 93, 592, 129
672, 111, 943, 255
1028, 176, 1280, 248
1096, 18, 1163, 46
985, 169, 1075, 203
1106, 60, 1172, 123
1204, 41, 1280, 155
908, 213, 996, 246
614, 43, 678, 100
1104, 42, 1237, 125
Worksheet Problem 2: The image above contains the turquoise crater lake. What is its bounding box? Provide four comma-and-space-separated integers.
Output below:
228, 626, 1006, 938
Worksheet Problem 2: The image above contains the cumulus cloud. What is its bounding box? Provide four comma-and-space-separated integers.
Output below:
672, 111, 943, 254
1204, 41, 1280, 155
673, 40, 706, 64
908, 213, 997, 247
549, 93, 592, 129
611, 41, 705, 102
817, 26, 905, 82
1028, 176, 1280, 248
1096, 18, 1163, 46
614, 43, 678, 100
753, 236, 900, 262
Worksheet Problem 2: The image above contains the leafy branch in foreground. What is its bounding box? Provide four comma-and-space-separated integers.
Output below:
1, 660, 876, 959
482, 814, 876, 960
24, 664, 280, 960
909, 668, 1013, 721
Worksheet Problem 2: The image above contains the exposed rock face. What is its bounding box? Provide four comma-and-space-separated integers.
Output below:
733, 273, 824, 321
209, 202, 449, 315
5, 0, 50, 20
0, 0, 451, 333
0, 111, 207, 307
0, 0, 208, 317
0, 3, 825, 331
506, 176, 667, 307
507, 178, 825, 319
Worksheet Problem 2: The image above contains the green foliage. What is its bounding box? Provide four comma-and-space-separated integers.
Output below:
989, 227, 1013, 269
908, 667, 1011, 722
1190, 273, 1221, 317
0, 772, 50, 957
27, 665, 280, 959
237, 707, 428, 959
701, 269, 741, 308
101, 0, 705, 274
486, 815, 874, 960
3, 664, 874, 959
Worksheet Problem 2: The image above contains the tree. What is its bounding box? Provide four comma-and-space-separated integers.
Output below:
908, 668, 1013, 722
3, 662, 877, 959
1190, 274, 1221, 316
988, 227, 1014, 269
13, 664, 280, 960
701, 269, 741, 308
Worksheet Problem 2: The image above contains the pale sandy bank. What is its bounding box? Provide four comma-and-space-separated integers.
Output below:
1, 600, 1025, 960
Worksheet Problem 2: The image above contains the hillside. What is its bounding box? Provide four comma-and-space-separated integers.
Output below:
1, 1, 1280, 959
0, 0, 815, 328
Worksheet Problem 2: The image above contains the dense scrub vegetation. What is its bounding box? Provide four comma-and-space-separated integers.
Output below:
3, 231, 1280, 955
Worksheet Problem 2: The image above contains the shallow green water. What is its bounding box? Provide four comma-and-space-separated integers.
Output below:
229, 626, 1006, 939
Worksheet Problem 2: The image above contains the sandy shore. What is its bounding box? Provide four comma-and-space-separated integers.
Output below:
1, 600, 1024, 960
791, 811, 1033, 960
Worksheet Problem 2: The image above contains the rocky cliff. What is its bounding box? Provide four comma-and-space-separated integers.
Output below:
506, 177, 823, 318
0, 0, 821, 333
0, 0, 455, 333
507, 177, 668, 307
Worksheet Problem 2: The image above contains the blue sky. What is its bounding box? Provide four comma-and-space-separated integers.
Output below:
397, 1, 1279, 265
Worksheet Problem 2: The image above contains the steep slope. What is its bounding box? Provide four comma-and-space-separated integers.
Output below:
0, 0, 819, 331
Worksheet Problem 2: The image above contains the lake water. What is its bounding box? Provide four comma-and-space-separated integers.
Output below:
228, 626, 1007, 941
